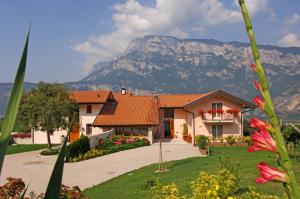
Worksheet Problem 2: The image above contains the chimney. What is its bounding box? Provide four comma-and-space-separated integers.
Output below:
121, 87, 126, 95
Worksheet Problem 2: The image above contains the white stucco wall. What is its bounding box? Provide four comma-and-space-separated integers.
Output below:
174, 109, 187, 138
79, 104, 104, 136
33, 129, 68, 144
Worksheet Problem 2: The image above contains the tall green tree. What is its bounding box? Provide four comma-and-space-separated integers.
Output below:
19, 82, 78, 149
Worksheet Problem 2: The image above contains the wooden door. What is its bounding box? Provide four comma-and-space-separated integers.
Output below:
170, 120, 174, 138
69, 122, 80, 142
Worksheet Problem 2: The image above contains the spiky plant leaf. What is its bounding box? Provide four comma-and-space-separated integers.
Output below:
0, 30, 30, 174
44, 113, 76, 199
20, 183, 29, 199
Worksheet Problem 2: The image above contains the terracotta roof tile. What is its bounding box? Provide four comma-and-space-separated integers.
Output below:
93, 93, 159, 126
158, 94, 207, 108
70, 90, 111, 104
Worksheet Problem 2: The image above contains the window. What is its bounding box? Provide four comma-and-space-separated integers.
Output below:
212, 125, 222, 140
164, 108, 174, 119
212, 103, 222, 119
86, 104, 92, 113
212, 103, 222, 110
86, 124, 92, 135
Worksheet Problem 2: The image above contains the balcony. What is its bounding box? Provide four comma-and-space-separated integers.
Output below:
202, 113, 237, 123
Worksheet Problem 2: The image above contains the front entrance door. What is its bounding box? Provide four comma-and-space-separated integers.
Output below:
164, 121, 170, 138
69, 122, 80, 142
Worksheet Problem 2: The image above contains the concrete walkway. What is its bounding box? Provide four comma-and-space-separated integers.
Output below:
1, 139, 199, 194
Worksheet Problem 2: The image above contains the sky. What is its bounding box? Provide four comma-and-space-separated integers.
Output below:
0, 0, 300, 83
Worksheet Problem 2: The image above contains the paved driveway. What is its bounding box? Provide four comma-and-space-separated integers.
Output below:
1, 139, 199, 194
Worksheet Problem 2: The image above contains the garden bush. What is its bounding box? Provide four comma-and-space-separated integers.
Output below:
197, 135, 208, 150
151, 169, 280, 199
66, 135, 90, 160
68, 136, 150, 162
225, 136, 236, 146
243, 136, 252, 146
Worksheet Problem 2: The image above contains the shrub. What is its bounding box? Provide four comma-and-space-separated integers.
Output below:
150, 169, 280, 199
182, 123, 188, 136
243, 136, 252, 146
225, 136, 236, 146
66, 135, 90, 160
197, 135, 208, 150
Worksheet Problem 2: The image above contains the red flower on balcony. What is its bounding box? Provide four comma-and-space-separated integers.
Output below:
216, 109, 224, 114
208, 109, 224, 114
208, 109, 217, 114
226, 109, 240, 115
198, 110, 204, 117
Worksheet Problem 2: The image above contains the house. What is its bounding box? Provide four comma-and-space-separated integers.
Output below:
32, 89, 255, 145
72, 89, 255, 145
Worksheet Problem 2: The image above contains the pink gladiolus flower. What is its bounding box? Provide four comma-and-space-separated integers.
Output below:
250, 64, 257, 71
256, 162, 288, 183
250, 118, 272, 131
253, 80, 262, 91
248, 130, 276, 153
253, 96, 265, 109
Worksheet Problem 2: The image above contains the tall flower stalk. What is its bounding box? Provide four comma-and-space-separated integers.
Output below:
238, 0, 300, 198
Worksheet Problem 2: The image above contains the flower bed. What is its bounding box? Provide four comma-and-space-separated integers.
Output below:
12, 133, 31, 138
67, 136, 150, 163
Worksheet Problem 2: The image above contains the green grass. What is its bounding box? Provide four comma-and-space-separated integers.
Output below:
83, 147, 300, 199
6, 144, 51, 155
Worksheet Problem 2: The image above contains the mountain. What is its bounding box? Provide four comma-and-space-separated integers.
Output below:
81, 35, 300, 119
1, 35, 300, 119
0, 83, 36, 117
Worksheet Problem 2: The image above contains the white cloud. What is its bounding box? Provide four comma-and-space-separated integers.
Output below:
234, 0, 270, 16
74, 0, 271, 72
279, 33, 300, 47
285, 13, 300, 27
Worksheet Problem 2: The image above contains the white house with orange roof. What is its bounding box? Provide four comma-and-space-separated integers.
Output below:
33, 88, 256, 146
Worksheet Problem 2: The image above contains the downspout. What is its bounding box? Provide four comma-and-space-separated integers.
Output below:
241, 107, 256, 136
183, 109, 196, 146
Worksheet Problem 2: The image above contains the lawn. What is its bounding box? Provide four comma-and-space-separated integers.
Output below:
6, 144, 51, 155
83, 146, 300, 199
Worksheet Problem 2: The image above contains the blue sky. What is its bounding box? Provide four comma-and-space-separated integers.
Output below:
1, 0, 300, 83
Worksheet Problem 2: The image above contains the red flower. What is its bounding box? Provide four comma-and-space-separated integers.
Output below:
208, 109, 217, 114
248, 130, 276, 153
250, 118, 273, 132
256, 162, 288, 184
253, 96, 265, 109
251, 64, 257, 71
198, 110, 204, 116
216, 109, 224, 114
253, 80, 262, 91
226, 109, 240, 114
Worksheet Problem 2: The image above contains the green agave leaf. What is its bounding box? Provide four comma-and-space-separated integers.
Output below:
20, 183, 30, 199
44, 113, 76, 199
0, 30, 30, 174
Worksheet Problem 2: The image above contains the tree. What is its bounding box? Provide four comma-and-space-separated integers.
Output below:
282, 125, 300, 146
19, 82, 78, 149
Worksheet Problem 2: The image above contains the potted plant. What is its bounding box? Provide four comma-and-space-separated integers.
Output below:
182, 123, 189, 142
197, 135, 208, 155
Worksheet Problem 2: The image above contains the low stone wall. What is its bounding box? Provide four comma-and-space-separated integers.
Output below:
13, 138, 32, 144
89, 130, 114, 148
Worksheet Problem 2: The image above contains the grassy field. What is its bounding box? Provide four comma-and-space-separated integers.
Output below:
83, 146, 300, 199
6, 144, 51, 155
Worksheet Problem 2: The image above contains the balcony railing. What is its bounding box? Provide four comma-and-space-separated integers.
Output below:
202, 113, 237, 123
